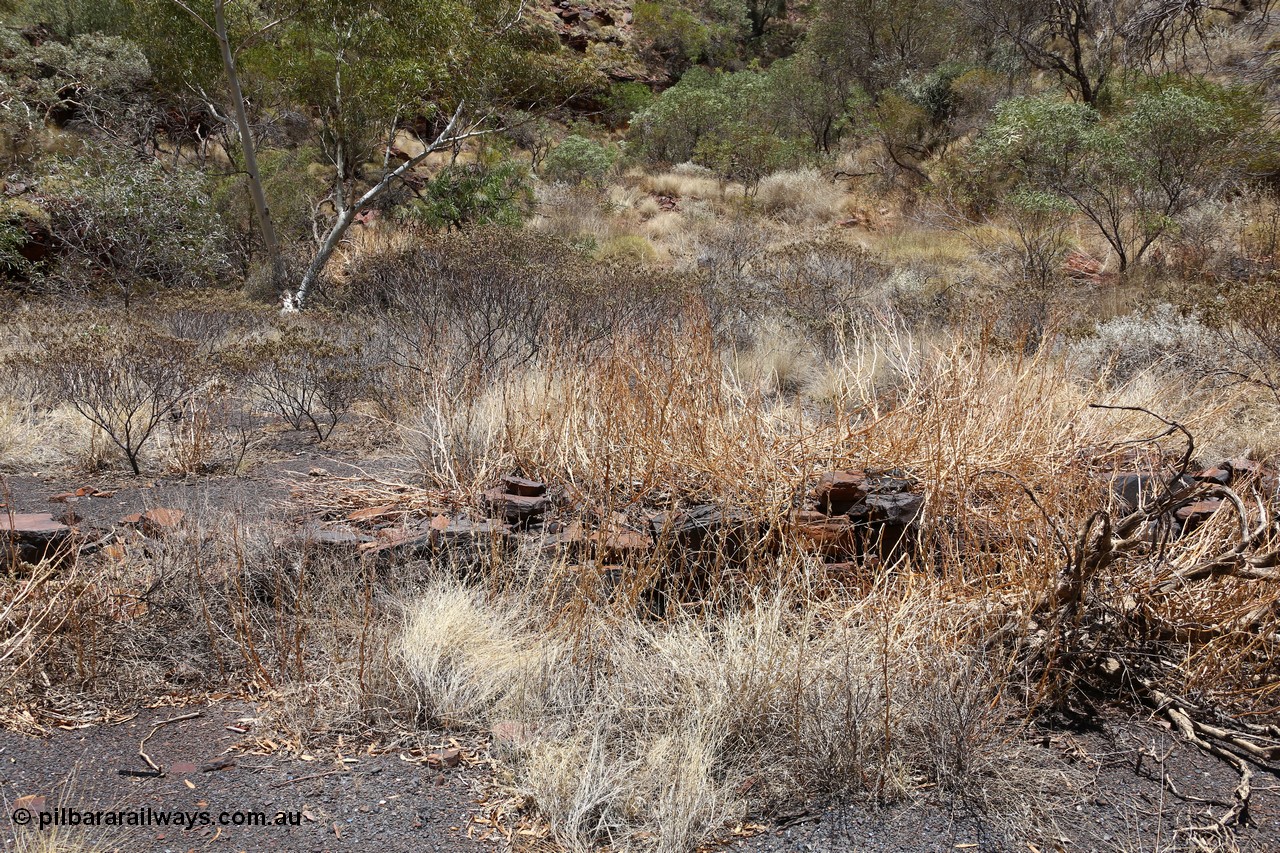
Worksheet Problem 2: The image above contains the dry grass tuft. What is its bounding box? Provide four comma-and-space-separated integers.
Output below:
400, 580, 1070, 852
754, 168, 846, 225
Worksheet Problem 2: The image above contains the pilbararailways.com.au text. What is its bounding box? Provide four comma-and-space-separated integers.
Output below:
13, 806, 304, 830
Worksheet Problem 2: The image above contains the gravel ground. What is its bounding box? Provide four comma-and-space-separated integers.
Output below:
4, 704, 1276, 853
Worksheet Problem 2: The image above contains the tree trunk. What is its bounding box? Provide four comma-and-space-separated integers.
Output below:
212, 0, 286, 293
287, 104, 472, 310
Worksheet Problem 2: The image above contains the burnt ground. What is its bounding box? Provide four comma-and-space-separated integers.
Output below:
2, 703, 1277, 853
0, 702, 494, 853
3, 459, 1280, 852
735, 717, 1280, 853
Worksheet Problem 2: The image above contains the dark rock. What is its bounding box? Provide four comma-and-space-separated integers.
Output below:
540, 521, 589, 555
864, 492, 923, 526
428, 517, 510, 552
482, 487, 547, 528
1110, 473, 1195, 511
365, 516, 510, 561
650, 504, 754, 549
299, 525, 375, 548
425, 748, 462, 769
1226, 457, 1263, 481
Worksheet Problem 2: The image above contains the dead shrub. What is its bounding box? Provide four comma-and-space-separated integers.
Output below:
223, 319, 365, 442
756, 236, 890, 357
347, 228, 681, 391
12, 319, 202, 474
164, 378, 256, 474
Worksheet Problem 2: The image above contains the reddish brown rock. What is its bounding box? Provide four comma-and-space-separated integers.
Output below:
1064, 251, 1107, 283
592, 525, 651, 561
141, 508, 186, 537
346, 503, 398, 523
500, 475, 546, 497
2, 512, 72, 564
1193, 466, 1232, 485
425, 747, 463, 769
813, 471, 868, 514
791, 510, 857, 557
1175, 499, 1223, 527
540, 521, 589, 555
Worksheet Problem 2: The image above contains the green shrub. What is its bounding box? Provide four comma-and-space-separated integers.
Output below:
409, 160, 534, 230
12, 0, 133, 38
543, 135, 618, 186
628, 67, 808, 183
24, 34, 151, 132
603, 82, 655, 128
967, 77, 1270, 271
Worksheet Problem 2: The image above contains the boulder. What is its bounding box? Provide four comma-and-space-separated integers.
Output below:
802, 469, 924, 559
426, 516, 510, 553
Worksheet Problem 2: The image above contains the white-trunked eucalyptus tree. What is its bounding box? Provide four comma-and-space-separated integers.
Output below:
162, 0, 576, 309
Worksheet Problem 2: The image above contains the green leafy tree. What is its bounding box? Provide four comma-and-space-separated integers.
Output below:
971, 79, 1267, 270
807, 0, 960, 100
633, 1, 714, 70
629, 67, 808, 184
152, 0, 585, 309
